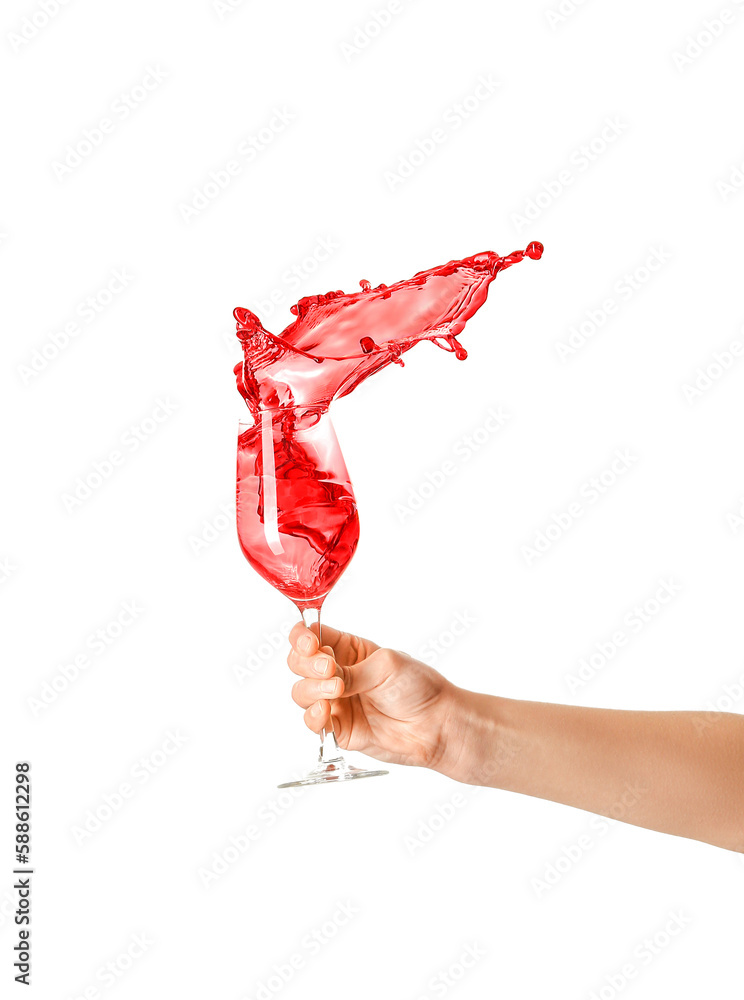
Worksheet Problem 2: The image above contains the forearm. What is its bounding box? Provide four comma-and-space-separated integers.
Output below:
442, 690, 744, 852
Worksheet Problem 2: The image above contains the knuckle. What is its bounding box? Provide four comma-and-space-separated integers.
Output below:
372, 647, 394, 671
304, 703, 324, 732
348, 633, 365, 659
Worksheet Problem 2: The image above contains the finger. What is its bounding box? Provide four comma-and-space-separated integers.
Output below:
335, 648, 395, 698
303, 702, 351, 748
287, 650, 338, 679
307, 622, 344, 647
311, 623, 380, 660
288, 622, 319, 657
292, 674, 344, 709
303, 699, 331, 734
309, 621, 371, 654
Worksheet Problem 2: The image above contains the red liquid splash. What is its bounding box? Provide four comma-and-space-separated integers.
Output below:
234, 242, 543, 416
235, 242, 543, 608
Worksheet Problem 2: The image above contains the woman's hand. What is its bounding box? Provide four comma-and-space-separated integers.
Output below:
291, 620, 744, 851
287, 621, 467, 773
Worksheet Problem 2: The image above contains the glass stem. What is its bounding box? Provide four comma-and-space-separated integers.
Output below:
301, 606, 341, 761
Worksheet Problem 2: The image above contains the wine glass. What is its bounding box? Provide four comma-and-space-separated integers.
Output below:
237, 404, 388, 787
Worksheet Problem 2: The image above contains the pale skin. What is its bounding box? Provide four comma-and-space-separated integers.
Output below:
288, 622, 744, 852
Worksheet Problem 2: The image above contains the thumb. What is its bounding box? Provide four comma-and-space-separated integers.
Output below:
338, 649, 394, 698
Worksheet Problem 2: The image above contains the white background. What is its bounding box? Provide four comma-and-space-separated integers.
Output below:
2, 0, 743, 997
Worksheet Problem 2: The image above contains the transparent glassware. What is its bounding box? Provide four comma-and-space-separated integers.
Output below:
237, 406, 388, 786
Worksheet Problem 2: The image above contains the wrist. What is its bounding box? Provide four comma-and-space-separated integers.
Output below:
433, 687, 514, 786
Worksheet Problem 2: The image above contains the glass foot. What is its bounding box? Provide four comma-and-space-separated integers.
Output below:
278, 732, 388, 787
278, 756, 388, 787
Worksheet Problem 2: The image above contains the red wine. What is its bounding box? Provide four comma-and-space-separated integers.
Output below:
237, 407, 360, 610
234, 243, 543, 610
234, 242, 543, 415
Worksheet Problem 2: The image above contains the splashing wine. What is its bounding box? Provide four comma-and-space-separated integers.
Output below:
235, 242, 543, 786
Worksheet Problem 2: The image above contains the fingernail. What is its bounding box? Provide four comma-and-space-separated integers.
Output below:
311, 702, 322, 716
298, 635, 312, 653
314, 657, 330, 675
320, 679, 336, 695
